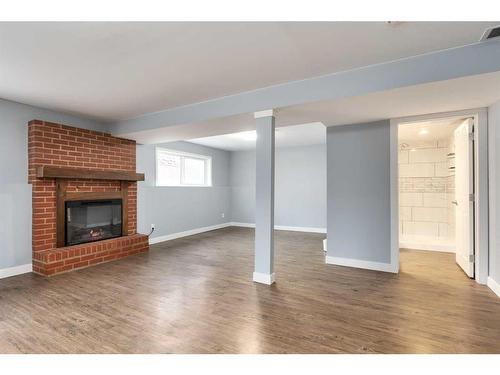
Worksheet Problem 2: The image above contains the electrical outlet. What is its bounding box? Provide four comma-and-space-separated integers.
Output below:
221, 213, 225, 218
151, 224, 155, 231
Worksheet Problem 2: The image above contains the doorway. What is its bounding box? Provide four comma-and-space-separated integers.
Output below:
392, 109, 488, 282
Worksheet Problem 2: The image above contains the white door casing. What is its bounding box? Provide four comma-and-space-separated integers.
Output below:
454, 118, 474, 278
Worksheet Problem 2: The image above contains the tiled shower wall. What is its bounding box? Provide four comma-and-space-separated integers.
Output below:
399, 139, 455, 241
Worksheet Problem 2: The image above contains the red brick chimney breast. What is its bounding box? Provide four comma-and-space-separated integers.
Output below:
28, 120, 148, 276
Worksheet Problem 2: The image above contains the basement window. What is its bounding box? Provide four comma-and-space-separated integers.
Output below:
156, 148, 212, 187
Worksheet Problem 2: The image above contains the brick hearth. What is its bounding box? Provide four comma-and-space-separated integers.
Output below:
28, 120, 148, 276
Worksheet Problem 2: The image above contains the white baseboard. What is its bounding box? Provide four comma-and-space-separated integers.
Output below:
487, 277, 500, 298
148, 222, 232, 244
0, 263, 32, 279
275, 225, 326, 233
149, 222, 326, 246
230, 222, 255, 228
230, 222, 326, 234
253, 272, 276, 285
399, 241, 455, 253
325, 255, 397, 273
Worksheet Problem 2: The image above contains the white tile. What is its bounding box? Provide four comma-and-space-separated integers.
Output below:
407, 140, 438, 149
399, 180, 413, 192
447, 206, 456, 222
435, 162, 449, 177
423, 193, 447, 208
437, 139, 449, 148
399, 163, 434, 177
399, 150, 409, 164
412, 207, 448, 222
400, 192, 423, 207
447, 221, 455, 238
438, 223, 449, 238
409, 148, 448, 163
403, 221, 439, 236
399, 206, 412, 221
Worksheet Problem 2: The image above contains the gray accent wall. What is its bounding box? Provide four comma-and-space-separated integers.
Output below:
326, 121, 391, 263
489, 99, 500, 284
0, 99, 109, 271
229, 144, 327, 229
136, 141, 231, 239
137, 142, 327, 244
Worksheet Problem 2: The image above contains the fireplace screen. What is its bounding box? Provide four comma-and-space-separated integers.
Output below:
65, 199, 122, 246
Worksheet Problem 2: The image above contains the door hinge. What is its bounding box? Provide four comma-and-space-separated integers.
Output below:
469, 193, 475, 202
469, 254, 475, 263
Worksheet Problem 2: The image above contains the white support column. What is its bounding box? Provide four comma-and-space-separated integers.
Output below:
253, 109, 276, 285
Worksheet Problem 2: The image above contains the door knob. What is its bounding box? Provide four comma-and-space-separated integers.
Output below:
452, 200, 458, 206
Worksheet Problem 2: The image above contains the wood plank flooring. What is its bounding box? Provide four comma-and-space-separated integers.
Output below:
1, 227, 500, 353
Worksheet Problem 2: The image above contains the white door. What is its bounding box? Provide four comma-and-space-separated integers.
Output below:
454, 118, 474, 278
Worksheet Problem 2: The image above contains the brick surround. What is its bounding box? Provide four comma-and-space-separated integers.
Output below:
28, 120, 148, 276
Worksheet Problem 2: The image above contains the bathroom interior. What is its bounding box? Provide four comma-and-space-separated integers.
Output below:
398, 116, 473, 266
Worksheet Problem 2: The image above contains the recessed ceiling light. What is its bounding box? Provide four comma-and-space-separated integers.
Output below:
228, 131, 257, 141
418, 128, 429, 136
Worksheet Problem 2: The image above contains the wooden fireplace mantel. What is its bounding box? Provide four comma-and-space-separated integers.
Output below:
37, 166, 145, 181
35, 166, 144, 248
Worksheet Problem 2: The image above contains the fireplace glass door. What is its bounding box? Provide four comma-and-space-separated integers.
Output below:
65, 199, 122, 246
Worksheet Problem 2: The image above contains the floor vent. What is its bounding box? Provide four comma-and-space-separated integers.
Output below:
481, 26, 500, 41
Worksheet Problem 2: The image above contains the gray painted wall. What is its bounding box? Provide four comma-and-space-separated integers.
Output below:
136, 141, 231, 239
489, 100, 500, 284
229, 144, 327, 229
326, 121, 391, 263
229, 150, 256, 223
0, 99, 108, 270
137, 142, 326, 242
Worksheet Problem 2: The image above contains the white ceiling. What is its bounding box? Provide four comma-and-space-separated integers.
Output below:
126, 70, 500, 144
398, 117, 465, 143
0, 22, 498, 121
188, 122, 325, 151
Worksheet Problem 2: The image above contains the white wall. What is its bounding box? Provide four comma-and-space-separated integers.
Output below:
489, 99, 500, 294
399, 138, 455, 249
229, 144, 326, 230
0, 99, 108, 273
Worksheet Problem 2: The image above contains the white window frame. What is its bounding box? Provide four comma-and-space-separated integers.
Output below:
155, 147, 212, 187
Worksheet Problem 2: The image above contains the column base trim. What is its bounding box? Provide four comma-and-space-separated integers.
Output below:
253, 272, 276, 285
230, 222, 326, 233
325, 255, 398, 273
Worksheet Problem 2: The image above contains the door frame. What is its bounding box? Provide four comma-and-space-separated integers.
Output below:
390, 108, 488, 284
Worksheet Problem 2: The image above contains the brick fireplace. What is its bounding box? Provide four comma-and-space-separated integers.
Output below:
28, 120, 149, 276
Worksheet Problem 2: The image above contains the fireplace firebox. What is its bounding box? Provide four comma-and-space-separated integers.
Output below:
65, 199, 122, 246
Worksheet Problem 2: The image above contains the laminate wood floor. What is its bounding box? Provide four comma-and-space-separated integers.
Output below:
1, 227, 500, 353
